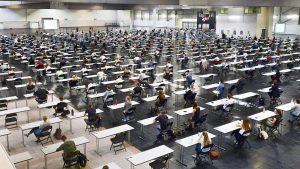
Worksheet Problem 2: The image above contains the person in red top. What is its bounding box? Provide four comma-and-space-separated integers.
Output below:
265, 54, 272, 63
36, 59, 44, 69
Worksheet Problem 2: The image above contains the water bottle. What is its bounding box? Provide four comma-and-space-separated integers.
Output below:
71, 109, 74, 116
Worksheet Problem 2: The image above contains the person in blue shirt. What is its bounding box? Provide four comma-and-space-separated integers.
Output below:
211, 80, 225, 99
184, 71, 193, 89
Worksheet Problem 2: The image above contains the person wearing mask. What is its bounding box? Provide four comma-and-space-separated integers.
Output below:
56, 135, 77, 161
25, 116, 50, 137
85, 104, 101, 129
195, 131, 212, 154
288, 99, 300, 123
231, 117, 252, 144
122, 96, 132, 121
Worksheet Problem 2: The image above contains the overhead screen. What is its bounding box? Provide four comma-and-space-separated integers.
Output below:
43, 19, 58, 30
275, 24, 285, 33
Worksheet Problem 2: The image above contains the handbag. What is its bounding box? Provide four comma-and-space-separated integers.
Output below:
210, 150, 220, 160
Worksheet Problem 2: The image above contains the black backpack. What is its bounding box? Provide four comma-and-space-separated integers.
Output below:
77, 152, 88, 167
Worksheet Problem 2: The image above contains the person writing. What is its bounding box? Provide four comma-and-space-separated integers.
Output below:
231, 117, 251, 144
25, 116, 50, 137
288, 99, 300, 123
56, 135, 77, 161
195, 131, 212, 154
122, 96, 132, 121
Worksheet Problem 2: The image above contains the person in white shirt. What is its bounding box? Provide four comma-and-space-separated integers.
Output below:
201, 57, 208, 71
166, 61, 172, 68
138, 70, 147, 82
115, 76, 123, 89
222, 95, 235, 111
55, 69, 65, 80
196, 131, 212, 153
1, 63, 8, 72
97, 69, 106, 84
99, 54, 106, 62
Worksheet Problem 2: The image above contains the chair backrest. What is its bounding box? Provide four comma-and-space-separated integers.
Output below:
5, 113, 17, 119
41, 125, 52, 133
127, 107, 136, 115
196, 114, 208, 125
159, 98, 168, 106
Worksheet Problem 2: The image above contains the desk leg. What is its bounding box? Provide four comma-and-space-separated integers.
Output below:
27, 111, 29, 123
15, 100, 17, 108
51, 94, 53, 102
16, 88, 18, 97
69, 119, 73, 134
95, 138, 101, 156
26, 98, 28, 106
215, 132, 226, 151
27, 160, 29, 169
84, 143, 86, 155
176, 145, 187, 166
44, 155, 47, 169
22, 130, 25, 146
127, 131, 131, 144
58, 122, 61, 129
6, 135, 10, 151
39, 109, 41, 120
139, 124, 145, 140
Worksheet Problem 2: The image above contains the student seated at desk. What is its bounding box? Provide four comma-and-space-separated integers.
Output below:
163, 68, 172, 81
270, 70, 281, 84
122, 67, 131, 78
155, 90, 166, 111
201, 57, 208, 71
132, 82, 144, 96
25, 116, 50, 137
138, 70, 148, 83
184, 88, 196, 105
153, 111, 175, 142
288, 99, 300, 123
7, 68, 15, 78
195, 131, 212, 154
60, 58, 67, 68
264, 109, 282, 128
56, 135, 78, 161
287, 57, 294, 69
184, 71, 193, 89
81, 66, 88, 76
210, 80, 225, 99
36, 59, 44, 69
69, 75, 79, 88
26, 79, 35, 93
54, 97, 69, 117
231, 117, 251, 145
268, 82, 281, 102
56, 69, 65, 80
34, 87, 49, 103
186, 103, 201, 130
85, 104, 101, 129
212, 57, 221, 65
115, 76, 123, 89
228, 75, 246, 94
103, 87, 114, 107
86, 82, 96, 95
97, 69, 106, 84
122, 96, 132, 121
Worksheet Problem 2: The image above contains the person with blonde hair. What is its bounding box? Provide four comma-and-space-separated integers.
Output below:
25, 116, 50, 137
231, 117, 252, 144
26, 79, 35, 93
122, 96, 132, 121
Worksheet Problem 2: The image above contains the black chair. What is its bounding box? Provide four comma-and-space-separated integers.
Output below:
103, 94, 115, 108
63, 151, 79, 168
157, 98, 168, 113
235, 130, 252, 148
149, 155, 171, 169
34, 125, 53, 146
132, 92, 143, 103
110, 133, 127, 154
123, 107, 136, 122
222, 104, 234, 119
140, 78, 150, 88
158, 121, 175, 142
14, 78, 22, 85
194, 114, 208, 132
193, 144, 214, 165
87, 86, 96, 95
0, 99, 8, 111
204, 75, 214, 85
266, 118, 282, 138
5, 113, 18, 128
84, 119, 96, 133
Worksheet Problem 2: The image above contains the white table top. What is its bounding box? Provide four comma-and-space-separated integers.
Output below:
0, 96, 18, 101
96, 162, 122, 169
174, 107, 205, 116
20, 117, 62, 130
142, 95, 170, 102
173, 90, 186, 95
107, 101, 139, 110
102, 80, 124, 85
177, 69, 192, 73
248, 110, 276, 121
0, 144, 15, 169
9, 152, 32, 164
24, 90, 54, 98
0, 107, 30, 116
176, 132, 216, 148
15, 82, 42, 88
214, 120, 241, 134
6, 76, 31, 82
138, 114, 173, 126
93, 124, 134, 139
38, 100, 70, 109
87, 91, 115, 99
149, 81, 171, 87
199, 74, 217, 78
0, 129, 11, 136
67, 109, 103, 119
233, 92, 258, 100
206, 98, 238, 107
127, 145, 173, 166
41, 136, 89, 155
276, 102, 295, 112
224, 79, 239, 85
201, 83, 219, 90
0, 87, 8, 91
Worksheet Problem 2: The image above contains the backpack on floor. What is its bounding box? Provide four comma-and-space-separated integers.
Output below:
53, 128, 62, 140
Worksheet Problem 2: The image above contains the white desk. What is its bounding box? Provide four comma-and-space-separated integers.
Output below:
0, 107, 30, 122
37, 100, 70, 120
6, 76, 31, 82
176, 132, 216, 166
107, 101, 139, 110
201, 83, 219, 90
224, 79, 239, 85
0, 129, 11, 151
142, 95, 170, 102
177, 69, 192, 73
102, 80, 124, 85
276, 102, 294, 112
20, 117, 62, 145
248, 110, 275, 121
9, 152, 32, 169
67, 109, 103, 133
41, 136, 89, 169
173, 90, 186, 105
15, 82, 42, 96
199, 73, 217, 78
120, 86, 144, 93
174, 107, 205, 128
0, 96, 18, 107
233, 92, 258, 100
214, 120, 241, 150
0, 143, 15, 169
137, 114, 173, 140
149, 81, 171, 88
96, 162, 122, 169
127, 145, 173, 169
93, 124, 134, 155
